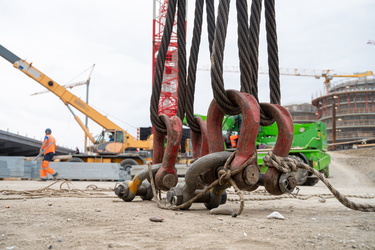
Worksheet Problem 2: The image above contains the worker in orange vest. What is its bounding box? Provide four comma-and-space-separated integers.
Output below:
39, 128, 58, 181
230, 134, 239, 148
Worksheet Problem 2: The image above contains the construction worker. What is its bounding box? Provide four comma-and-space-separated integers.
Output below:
39, 128, 58, 181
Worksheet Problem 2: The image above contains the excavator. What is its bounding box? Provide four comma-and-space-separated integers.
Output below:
0, 44, 153, 168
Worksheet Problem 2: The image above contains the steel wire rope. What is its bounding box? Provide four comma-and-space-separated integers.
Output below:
185, 0, 205, 133
176, 0, 187, 120
248, 0, 262, 101
248, 0, 275, 126
236, 0, 253, 94
265, 0, 280, 105
185, 0, 217, 133
150, 0, 178, 134
206, 1, 216, 56
210, 0, 241, 115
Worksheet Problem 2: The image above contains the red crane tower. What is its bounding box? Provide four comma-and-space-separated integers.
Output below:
152, 0, 179, 117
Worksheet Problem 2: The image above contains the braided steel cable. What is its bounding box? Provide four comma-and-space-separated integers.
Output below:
150, 0, 177, 134
185, 0, 204, 133
248, 0, 262, 101
265, 0, 280, 105
206, 0, 216, 56
177, 0, 187, 120
210, 0, 241, 115
249, 0, 275, 126
236, 0, 253, 94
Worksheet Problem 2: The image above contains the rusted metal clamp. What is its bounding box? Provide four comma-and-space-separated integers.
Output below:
152, 114, 182, 191
260, 103, 296, 195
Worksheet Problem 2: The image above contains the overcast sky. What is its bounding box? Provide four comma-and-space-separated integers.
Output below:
0, 0, 374, 151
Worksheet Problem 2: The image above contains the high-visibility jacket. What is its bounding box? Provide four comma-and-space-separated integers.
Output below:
230, 135, 239, 148
42, 135, 56, 154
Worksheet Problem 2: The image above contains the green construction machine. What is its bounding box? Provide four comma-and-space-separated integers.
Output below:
186, 115, 331, 186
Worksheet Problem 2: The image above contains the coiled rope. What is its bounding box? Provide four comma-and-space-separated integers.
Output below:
263, 151, 375, 212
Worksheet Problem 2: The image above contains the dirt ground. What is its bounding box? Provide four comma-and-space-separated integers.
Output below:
1, 148, 375, 250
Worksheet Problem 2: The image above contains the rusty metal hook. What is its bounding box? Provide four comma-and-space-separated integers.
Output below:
260, 103, 295, 195
190, 116, 209, 158
152, 114, 182, 191
206, 90, 260, 190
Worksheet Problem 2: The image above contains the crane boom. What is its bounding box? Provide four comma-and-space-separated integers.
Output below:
0, 44, 152, 154
198, 65, 373, 94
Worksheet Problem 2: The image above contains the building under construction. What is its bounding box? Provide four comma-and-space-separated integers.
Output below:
284, 103, 318, 123
312, 75, 375, 145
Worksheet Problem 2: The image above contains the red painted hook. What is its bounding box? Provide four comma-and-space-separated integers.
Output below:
152, 114, 182, 191
260, 103, 294, 195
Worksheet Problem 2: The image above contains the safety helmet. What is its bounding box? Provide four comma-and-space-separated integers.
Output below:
45, 128, 52, 134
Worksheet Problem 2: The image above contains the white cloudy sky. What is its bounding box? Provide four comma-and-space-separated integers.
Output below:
0, 0, 374, 151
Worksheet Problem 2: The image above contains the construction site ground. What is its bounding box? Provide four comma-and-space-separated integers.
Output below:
1, 148, 375, 250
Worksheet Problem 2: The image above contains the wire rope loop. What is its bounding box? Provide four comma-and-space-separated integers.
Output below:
150, 0, 178, 134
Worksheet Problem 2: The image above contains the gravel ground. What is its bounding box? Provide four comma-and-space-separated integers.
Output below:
0, 148, 374, 250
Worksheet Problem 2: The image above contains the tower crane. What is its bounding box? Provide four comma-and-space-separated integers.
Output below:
198, 66, 374, 94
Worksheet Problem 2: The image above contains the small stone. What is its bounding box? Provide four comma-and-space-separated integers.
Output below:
266, 211, 285, 220
149, 216, 165, 222
95, 209, 101, 212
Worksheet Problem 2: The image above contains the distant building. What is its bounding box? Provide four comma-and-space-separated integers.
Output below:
284, 103, 318, 123
312, 76, 375, 144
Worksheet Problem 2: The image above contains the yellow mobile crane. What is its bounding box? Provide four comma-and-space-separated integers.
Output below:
0, 44, 153, 168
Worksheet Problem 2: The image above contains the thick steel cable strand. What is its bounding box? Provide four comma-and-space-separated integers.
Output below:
210, 0, 241, 115
185, 0, 204, 133
248, 0, 262, 101
150, 0, 178, 134
177, 0, 187, 120
236, 0, 253, 94
249, 0, 276, 126
265, 0, 280, 105
206, 0, 216, 56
